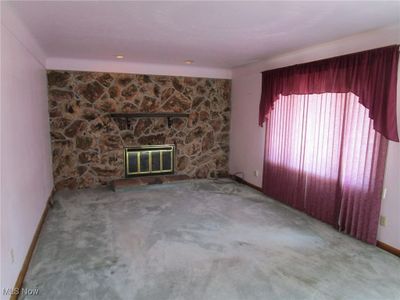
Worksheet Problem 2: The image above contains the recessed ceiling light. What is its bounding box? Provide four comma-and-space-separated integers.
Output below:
184, 60, 194, 65
115, 55, 124, 59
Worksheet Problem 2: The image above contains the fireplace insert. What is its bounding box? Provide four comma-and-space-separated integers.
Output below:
124, 144, 175, 177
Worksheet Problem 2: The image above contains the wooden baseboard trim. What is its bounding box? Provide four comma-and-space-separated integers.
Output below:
11, 188, 55, 300
231, 175, 263, 192
377, 241, 400, 257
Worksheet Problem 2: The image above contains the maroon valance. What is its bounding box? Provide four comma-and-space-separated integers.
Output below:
259, 45, 399, 142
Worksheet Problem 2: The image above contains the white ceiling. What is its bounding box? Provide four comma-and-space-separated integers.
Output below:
5, 1, 400, 68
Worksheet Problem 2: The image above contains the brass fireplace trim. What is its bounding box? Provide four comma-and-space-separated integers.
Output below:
124, 144, 175, 177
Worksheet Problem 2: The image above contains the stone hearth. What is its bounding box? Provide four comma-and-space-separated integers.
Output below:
111, 174, 191, 192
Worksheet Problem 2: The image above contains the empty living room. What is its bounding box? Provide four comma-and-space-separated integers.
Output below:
1, 1, 400, 299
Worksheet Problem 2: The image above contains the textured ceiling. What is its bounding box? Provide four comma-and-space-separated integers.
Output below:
5, 1, 400, 68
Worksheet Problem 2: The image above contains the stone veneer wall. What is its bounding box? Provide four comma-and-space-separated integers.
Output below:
47, 71, 231, 189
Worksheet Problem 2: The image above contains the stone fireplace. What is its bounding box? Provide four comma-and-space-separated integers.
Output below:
47, 70, 231, 189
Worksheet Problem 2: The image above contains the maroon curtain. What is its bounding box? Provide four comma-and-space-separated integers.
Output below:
259, 45, 399, 142
263, 93, 388, 244
259, 46, 398, 244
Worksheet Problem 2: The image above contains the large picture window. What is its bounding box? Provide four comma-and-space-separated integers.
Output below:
259, 46, 398, 244
263, 92, 388, 244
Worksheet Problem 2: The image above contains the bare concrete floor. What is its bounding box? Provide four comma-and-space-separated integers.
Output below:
22, 179, 400, 300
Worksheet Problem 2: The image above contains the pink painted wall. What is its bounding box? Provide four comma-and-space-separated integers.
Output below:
1, 10, 53, 297
229, 25, 400, 248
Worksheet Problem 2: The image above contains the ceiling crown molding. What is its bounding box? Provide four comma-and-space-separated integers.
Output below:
46, 57, 232, 79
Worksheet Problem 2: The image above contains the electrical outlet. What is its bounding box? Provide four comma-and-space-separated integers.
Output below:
382, 188, 387, 199
10, 248, 15, 264
254, 170, 259, 177
379, 215, 387, 227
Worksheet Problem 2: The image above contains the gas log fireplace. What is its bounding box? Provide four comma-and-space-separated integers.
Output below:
124, 145, 175, 177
